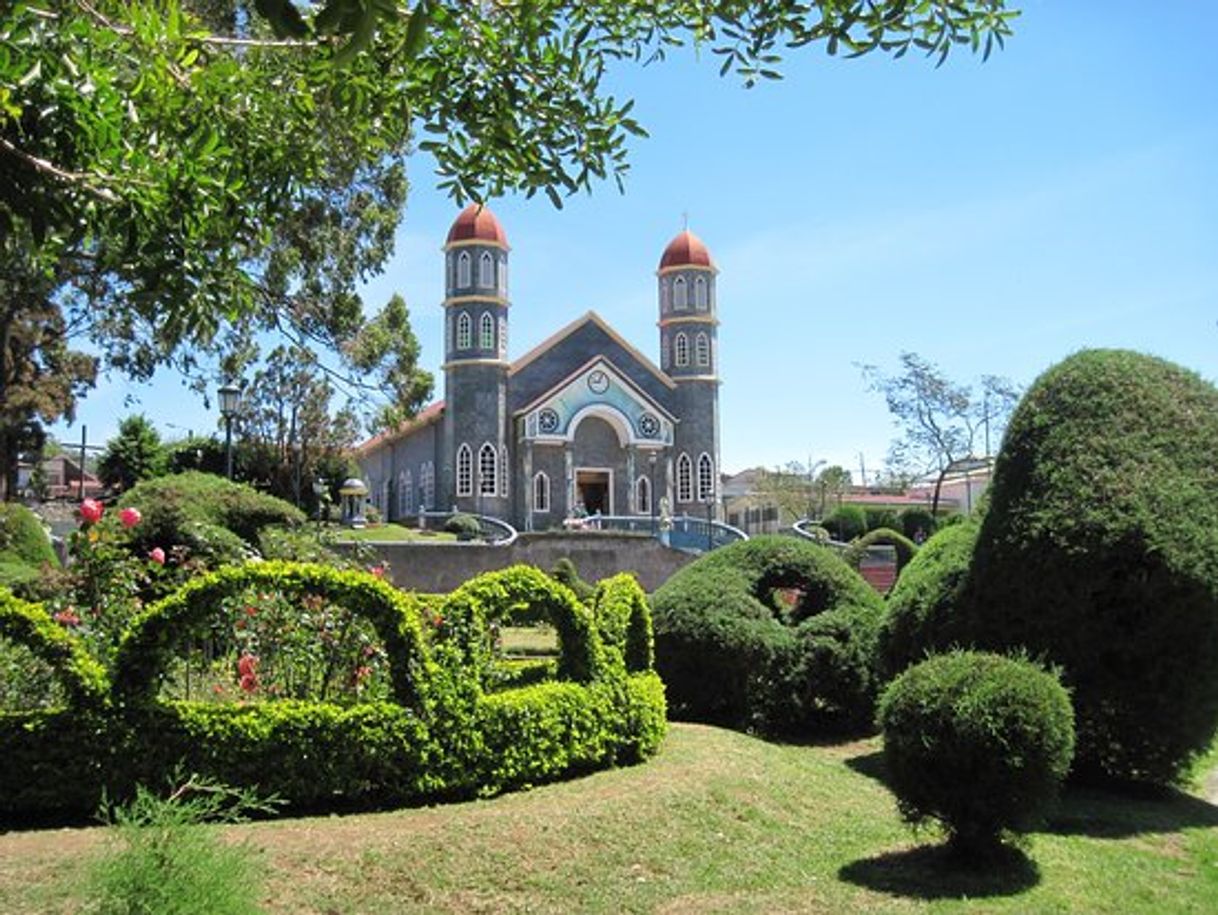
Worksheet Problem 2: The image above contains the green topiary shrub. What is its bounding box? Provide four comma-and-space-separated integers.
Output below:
444, 512, 482, 541
961, 350, 1218, 784
877, 521, 979, 680
844, 528, 919, 577
550, 557, 596, 603
1, 562, 666, 823
898, 507, 937, 543
878, 651, 1075, 856
864, 507, 898, 533
117, 472, 304, 562
822, 504, 867, 541
0, 503, 57, 591
652, 536, 885, 735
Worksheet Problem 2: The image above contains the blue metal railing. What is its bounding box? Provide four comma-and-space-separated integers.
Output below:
416, 510, 518, 545
587, 514, 748, 552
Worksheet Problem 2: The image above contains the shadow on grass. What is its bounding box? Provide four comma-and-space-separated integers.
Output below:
844, 750, 888, 786
839, 842, 1040, 900
1046, 784, 1218, 839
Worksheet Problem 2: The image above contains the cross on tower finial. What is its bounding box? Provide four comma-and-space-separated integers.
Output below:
681, 211, 689, 232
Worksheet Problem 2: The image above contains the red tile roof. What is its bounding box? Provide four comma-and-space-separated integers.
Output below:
355, 400, 445, 455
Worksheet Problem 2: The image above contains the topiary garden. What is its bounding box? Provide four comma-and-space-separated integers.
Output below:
0, 558, 665, 823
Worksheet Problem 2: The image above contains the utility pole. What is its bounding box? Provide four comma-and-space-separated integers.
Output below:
858, 452, 867, 488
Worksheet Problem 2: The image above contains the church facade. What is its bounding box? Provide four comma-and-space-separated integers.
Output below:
356, 204, 721, 530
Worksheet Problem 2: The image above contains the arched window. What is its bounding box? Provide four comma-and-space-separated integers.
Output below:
498, 316, 508, 357
457, 251, 471, 288
660, 280, 670, 310
456, 445, 473, 496
479, 251, 494, 288
694, 276, 708, 311
456, 312, 472, 349
446, 253, 455, 292
675, 333, 689, 367
404, 472, 418, 516
422, 461, 435, 508
673, 275, 688, 310
479, 442, 497, 495
661, 333, 670, 369
636, 475, 651, 515
695, 332, 710, 368
480, 312, 494, 350
533, 472, 550, 512
498, 259, 508, 295
499, 445, 509, 497
446, 313, 454, 352
676, 453, 693, 502
698, 453, 715, 502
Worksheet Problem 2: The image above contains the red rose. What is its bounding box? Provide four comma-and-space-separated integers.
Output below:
52, 609, 81, 627
80, 499, 103, 524
119, 507, 142, 528
368, 565, 385, 578
148, 547, 166, 565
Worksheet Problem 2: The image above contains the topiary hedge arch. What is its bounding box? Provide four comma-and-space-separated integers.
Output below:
112, 561, 432, 709
651, 536, 885, 736
1, 562, 666, 823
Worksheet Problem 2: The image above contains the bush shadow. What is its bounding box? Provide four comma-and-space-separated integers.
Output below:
1046, 784, 1218, 839
843, 749, 888, 785
839, 842, 1040, 900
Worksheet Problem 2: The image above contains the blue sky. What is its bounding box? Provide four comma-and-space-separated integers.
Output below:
57, 1, 1218, 479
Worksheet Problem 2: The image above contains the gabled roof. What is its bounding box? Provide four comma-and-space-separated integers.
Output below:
513, 354, 677, 422
355, 400, 445, 456
510, 311, 674, 390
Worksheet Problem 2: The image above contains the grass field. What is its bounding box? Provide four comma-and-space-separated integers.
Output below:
2, 724, 1216, 913
333, 524, 457, 542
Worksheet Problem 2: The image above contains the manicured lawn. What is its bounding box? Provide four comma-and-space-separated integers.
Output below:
333, 524, 457, 542
2, 724, 1216, 913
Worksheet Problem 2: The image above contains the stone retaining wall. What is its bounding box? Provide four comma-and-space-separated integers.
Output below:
345, 532, 695, 593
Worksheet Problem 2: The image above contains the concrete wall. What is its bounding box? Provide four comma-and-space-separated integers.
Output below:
347, 532, 695, 594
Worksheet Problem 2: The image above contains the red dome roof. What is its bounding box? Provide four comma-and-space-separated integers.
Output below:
659, 229, 713, 270
446, 204, 508, 247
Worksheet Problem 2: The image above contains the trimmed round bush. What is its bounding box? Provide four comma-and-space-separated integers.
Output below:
117, 472, 304, 563
823, 504, 866, 541
444, 512, 482, 540
962, 350, 1218, 784
0, 503, 57, 591
877, 521, 979, 680
652, 536, 885, 735
878, 651, 1075, 855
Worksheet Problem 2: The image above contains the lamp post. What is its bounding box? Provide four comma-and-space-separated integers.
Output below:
705, 483, 715, 553
649, 451, 658, 536
217, 381, 241, 480
312, 478, 327, 535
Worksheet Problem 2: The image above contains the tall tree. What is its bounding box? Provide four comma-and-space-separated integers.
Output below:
230, 345, 361, 504
0, 229, 96, 498
860, 352, 1019, 514
1, 2, 1014, 465
97, 415, 168, 491
815, 465, 853, 514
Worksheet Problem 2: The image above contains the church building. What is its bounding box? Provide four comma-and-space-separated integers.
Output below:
356, 204, 722, 530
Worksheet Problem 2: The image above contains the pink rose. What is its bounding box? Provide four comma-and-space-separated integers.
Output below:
148, 547, 166, 565
80, 499, 104, 524
52, 609, 81, 627
368, 565, 385, 579
119, 507, 142, 528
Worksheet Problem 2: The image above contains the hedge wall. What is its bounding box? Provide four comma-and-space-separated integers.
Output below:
0, 561, 666, 823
